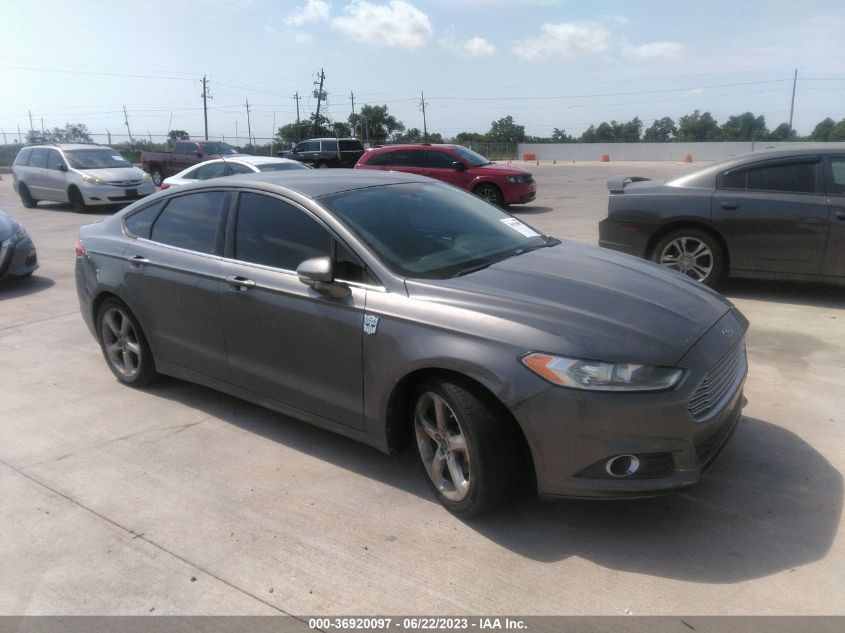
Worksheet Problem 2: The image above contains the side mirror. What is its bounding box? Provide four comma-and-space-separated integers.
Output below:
296, 257, 350, 299
57, 163, 68, 172
453, 161, 467, 172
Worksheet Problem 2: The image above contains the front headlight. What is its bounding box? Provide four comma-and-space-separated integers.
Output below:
142, 172, 152, 182
81, 173, 107, 185
11, 222, 27, 243
521, 353, 684, 392
506, 175, 526, 184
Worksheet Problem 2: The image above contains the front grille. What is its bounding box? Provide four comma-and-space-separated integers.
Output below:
108, 180, 144, 187
688, 342, 747, 421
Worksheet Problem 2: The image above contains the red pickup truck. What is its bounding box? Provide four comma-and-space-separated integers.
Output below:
141, 140, 241, 185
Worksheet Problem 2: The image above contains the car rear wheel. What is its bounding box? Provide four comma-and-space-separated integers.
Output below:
150, 167, 164, 186
18, 183, 37, 208
474, 183, 504, 207
652, 228, 725, 287
97, 299, 158, 387
68, 187, 88, 213
413, 378, 521, 517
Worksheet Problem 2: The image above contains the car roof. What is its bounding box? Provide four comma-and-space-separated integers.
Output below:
368, 143, 458, 151
26, 143, 110, 151
202, 156, 300, 166
300, 137, 361, 142
184, 168, 433, 198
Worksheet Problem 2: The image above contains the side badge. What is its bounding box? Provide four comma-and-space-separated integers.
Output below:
363, 314, 379, 335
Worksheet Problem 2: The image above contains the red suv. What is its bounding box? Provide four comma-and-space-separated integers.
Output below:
354, 144, 536, 206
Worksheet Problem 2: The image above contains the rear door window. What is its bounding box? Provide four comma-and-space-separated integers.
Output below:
125, 199, 167, 239
29, 148, 49, 168
194, 162, 228, 180
365, 151, 393, 166
426, 150, 458, 169
150, 191, 227, 254
47, 149, 65, 170
828, 157, 845, 195
723, 160, 819, 194
391, 150, 425, 168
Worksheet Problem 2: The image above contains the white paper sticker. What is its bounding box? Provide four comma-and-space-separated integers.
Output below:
111, 155, 123, 161
500, 217, 540, 238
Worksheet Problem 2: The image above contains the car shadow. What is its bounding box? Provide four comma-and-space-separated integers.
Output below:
722, 278, 845, 309
0, 274, 55, 298
144, 380, 841, 583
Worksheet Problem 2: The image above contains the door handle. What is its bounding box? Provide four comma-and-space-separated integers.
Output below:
128, 255, 150, 266
720, 202, 740, 211
225, 275, 256, 290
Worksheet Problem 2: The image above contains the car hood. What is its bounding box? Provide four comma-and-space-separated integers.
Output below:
77, 167, 145, 181
470, 163, 532, 177
405, 241, 733, 366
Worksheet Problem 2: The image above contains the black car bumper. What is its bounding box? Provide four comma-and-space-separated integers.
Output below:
0, 234, 38, 279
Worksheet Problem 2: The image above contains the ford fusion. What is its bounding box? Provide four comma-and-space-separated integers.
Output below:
75, 171, 748, 517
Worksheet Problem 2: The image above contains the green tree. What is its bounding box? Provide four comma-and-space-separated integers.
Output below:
643, 117, 677, 142
579, 125, 598, 143
454, 131, 485, 144
676, 110, 721, 141
811, 117, 836, 141
594, 122, 615, 142
768, 123, 799, 141
487, 115, 525, 143
550, 128, 574, 142
348, 105, 404, 144
168, 129, 190, 144
721, 112, 768, 141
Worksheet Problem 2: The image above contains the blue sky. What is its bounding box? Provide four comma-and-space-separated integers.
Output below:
1, 0, 844, 143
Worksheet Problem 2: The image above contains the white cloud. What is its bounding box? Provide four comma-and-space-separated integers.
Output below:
608, 15, 630, 25
513, 22, 609, 61
294, 32, 314, 43
461, 36, 495, 58
331, 1, 433, 49
285, 0, 331, 26
624, 41, 683, 60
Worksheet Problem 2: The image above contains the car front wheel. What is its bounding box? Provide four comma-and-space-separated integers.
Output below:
652, 228, 725, 287
150, 167, 164, 186
97, 299, 158, 387
413, 378, 520, 517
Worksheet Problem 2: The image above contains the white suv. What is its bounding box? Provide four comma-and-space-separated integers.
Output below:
12, 144, 155, 212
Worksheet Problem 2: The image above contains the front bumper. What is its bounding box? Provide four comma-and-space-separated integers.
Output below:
502, 182, 537, 205
0, 235, 38, 279
511, 309, 748, 499
79, 181, 156, 207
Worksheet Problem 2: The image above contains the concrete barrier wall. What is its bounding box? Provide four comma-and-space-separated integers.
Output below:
516, 142, 845, 162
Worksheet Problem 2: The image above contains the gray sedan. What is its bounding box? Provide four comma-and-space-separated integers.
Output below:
75, 171, 748, 516
0, 209, 38, 280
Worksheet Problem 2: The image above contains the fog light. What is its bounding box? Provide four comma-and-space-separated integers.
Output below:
606, 454, 641, 478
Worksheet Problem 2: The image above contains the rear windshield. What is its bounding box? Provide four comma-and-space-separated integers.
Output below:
256, 162, 311, 172
339, 140, 363, 151
65, 149, 132, 169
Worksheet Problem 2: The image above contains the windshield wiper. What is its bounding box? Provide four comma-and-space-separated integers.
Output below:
514, 237, 560, 255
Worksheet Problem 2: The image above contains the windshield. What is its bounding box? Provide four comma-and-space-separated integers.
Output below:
65, 149, 132, 170
257, 162, 311, 172
202, 142, 239, 155
321, 182, 553, 279
450, 146, 492, 167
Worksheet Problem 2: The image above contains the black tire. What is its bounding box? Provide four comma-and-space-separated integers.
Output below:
651, 228, 726, 287
316, 162, 328, 169
96, 298, 158, 387
18, 183, 37, 208
412, 378, 521, 518
68, 187, 88, 213
150, 167, 164, 186
474, 183, 504, 207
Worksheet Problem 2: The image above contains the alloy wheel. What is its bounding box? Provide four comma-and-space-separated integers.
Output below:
100, 307, 142, 378
659, 236, 713, 282
414, 391, 471, 501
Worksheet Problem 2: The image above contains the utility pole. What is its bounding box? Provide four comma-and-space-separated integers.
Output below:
788, 68, 798, 135
235, 121, 239, 148
106, 129, 111, 145
28, 111, 34, 135
245, 99, 253, 148
147, 131, 152, 145
201, 75, 211, 140
40, 118, 44, 135
17, 125, 22, 144
350, 91, 355, 116
1, 129, 6, 145
167, 113, 173, 146
313, 69, 326, 137
293, 92, 302, 142
272, 112, 276, 156
420, 91, 428, 142
123, 105, 133, 149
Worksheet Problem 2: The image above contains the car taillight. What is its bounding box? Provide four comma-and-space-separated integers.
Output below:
159, 183, 169, 190
75, 238, 86, 257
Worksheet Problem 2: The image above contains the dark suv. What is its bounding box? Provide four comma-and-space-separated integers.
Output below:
355, 143, 536, 206
277, 138, 364, 168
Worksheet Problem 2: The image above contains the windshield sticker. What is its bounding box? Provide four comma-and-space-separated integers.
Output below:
111, 155, 124, 161
500, 217, 540, 238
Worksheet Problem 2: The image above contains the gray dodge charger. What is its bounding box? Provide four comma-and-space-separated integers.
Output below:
75, 170, 748, 516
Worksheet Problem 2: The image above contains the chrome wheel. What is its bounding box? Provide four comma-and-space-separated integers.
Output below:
151, 168, 164, 186
414, 391, 471, 502
475, 184, 502, 206
100, 306, 142, 379
659, 236, 713, 281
